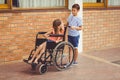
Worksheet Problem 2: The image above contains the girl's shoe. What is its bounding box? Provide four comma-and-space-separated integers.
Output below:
23, 59, 32, 64
23, 59, 28, 63
28, 60, 33, 64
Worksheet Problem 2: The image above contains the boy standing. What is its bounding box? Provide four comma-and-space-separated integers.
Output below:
67, 4, 82, 64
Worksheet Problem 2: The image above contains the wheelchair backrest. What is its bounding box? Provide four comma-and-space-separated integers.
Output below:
63, 27, 67, 41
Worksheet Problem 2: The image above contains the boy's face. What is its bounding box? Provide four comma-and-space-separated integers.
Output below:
72, 8, 79, 16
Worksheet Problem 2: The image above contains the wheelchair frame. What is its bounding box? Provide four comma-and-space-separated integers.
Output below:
24, 27, 75, 74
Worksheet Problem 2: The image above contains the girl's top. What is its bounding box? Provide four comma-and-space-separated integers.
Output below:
48, 29, 64, 43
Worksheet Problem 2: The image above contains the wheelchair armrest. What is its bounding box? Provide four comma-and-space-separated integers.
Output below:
49, 34, 64, 37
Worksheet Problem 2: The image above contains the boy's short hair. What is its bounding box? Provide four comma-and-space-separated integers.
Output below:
72, 4, 80, 10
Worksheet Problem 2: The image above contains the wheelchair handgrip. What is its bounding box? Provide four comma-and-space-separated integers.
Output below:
37, 32, 47, 34
49, 34, 64, 37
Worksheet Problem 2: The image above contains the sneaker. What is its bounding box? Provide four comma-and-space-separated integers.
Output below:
72, 61, 78, 65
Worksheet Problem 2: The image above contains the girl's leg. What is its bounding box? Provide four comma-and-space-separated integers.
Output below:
34, 42, 47, 63
28, 42, 46, 63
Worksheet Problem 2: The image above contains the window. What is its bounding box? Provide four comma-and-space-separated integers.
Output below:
83, 0, 106, 8
16, 0, 67, 9
12, 0, 68, 9
0, 0, 9, 9
0, 0, 5, 4
0, 0, 120, 10
108, 0, 120, 7
0, 0, 68, 9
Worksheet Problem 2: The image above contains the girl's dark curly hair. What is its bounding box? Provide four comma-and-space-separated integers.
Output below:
53, 19, 62, 34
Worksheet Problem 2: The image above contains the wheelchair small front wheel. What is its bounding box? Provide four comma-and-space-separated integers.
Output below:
52, 41, 74, 71
38, 64, 48, 75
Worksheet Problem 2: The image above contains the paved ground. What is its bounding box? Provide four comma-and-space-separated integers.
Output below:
0, 47, 120, 80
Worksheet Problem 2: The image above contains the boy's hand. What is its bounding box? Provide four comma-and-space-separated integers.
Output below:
70, 26, 76, 30
70, 26, 82, 30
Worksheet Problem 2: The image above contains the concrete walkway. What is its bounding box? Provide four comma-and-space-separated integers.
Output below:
0, 48, 120, 80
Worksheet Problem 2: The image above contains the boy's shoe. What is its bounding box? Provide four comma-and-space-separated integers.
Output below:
72, 61, 78, 65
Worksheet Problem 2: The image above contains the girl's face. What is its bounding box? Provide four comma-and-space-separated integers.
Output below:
72, 8, 79, 16
59, 22, 64, 29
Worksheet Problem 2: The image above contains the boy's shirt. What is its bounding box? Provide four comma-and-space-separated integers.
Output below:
67, 14, 82, 36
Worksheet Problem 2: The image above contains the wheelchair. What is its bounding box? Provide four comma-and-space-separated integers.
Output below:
23, 27, 74, 75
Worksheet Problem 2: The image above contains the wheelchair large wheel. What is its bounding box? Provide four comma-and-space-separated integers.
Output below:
52, 41, 74, 71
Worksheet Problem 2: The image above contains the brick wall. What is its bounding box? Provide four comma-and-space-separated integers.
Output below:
0, 9, 120, 64
83, 9, 120, 51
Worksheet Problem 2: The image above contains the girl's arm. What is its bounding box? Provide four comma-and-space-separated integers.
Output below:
43, 28, 53, 39
64, 22, 69, 27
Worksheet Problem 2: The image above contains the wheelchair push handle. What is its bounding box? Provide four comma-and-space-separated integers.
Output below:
49, 34, 64, 37
37, 32, 47, 34
36, 32, 47, 39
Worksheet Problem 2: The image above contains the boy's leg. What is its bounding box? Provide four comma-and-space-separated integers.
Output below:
68, 35, 79, 64
74, 48, 78, 63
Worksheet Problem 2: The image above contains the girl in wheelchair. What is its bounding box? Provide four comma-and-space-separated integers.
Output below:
24, 19, 74, 74
26, 19, 64, 64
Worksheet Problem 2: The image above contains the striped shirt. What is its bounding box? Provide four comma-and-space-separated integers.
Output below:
67, 14, 82, 36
